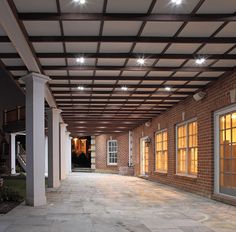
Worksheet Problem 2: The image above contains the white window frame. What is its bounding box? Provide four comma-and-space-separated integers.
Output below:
107, 140, 118, 165
176, 118, 197, 177
214, 104, 236, 198
155, 129, 168, 173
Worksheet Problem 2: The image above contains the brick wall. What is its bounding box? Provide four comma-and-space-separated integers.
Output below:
132, 72, 236, 200
95, 133, 129, 173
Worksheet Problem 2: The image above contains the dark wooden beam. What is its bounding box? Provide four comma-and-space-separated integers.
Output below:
61, 109, 163, 112
10, 65, 232, 72
1, 52, 236, 60
65, 117, 150, 121
18, 13, 236, 22
55, 96, 182, 100
52, 90, 194, 95
14, 75, 217, 82
1, 36, 236, 44
49, 83, 207, 88
56, 100, 176, 104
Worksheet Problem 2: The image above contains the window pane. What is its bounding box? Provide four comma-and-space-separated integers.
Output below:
177, 121, 198, 175
155, 130, 168, 172
232, 113, 236, 128
232, 128, 236, 143
220, 116, 225, 130
178, 149, 186, 173
226, 129, 231, 143
226, 114, 231, 129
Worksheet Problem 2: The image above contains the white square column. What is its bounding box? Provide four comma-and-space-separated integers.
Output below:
65, 132, 72, 175
21, 72, 50, 207
47, 108, 61, 188
45, 136, 48, 177
60, 123, 67, 180
10, 133, 16, 175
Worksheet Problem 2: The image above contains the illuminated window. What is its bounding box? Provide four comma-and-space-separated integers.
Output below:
177, 120, 198, 176
219, 112, 236, 195
155, 130, 168, 173
107, 140, 117, 165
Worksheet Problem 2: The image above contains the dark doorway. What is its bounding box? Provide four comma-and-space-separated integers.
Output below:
72, 136, 91, 168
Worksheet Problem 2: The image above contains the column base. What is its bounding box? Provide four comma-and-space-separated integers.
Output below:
26, 196, 47, 207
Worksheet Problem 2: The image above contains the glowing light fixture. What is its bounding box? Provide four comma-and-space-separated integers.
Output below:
171, 0, 182, 5
137, 58, 145, 65
121, 86, 128, 91
77, 86, 84, 90
73, 0, 86, 4
165, 86, 171, 91
195, 58, 206, 65
76, 57, 85, 64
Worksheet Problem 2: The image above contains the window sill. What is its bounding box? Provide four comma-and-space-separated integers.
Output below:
107, 163, 117, 166
154, 171, 168, 176
174, 174, 197, 181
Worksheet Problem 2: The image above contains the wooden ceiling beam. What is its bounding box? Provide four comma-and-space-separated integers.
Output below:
1, 36, 235, 44
18, 13, 236, 22
1, 52, 236, 60
9, 65, 232, 72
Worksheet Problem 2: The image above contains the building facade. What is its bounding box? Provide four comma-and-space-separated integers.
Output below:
131, 72, 236, 205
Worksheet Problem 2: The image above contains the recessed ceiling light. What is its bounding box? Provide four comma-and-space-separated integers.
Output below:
165, 86, 171, 91
137, 58, 145, 65
195, 58, 206, 65
171, 0, 182, 5
121, 86, 128, 91
77, 86, 84, 90
73, 0, 86, 4
76, 57, 85, 64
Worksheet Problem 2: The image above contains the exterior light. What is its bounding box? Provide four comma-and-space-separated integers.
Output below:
171, 0, 182, 5
137, 58, 145, 65
195, 58, 206, 65
76, 57, 85, 64
77, 86, 84, 90
73, 0, 86, 4
121, 86, 128, 91
165, 86, 171, 91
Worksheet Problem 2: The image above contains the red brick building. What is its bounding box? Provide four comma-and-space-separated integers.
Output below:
94, 72, 236, 205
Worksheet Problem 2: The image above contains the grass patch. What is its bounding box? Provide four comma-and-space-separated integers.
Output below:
4, 178, 26, 199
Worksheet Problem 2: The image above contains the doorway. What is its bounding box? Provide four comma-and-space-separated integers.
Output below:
72, 136, 91, 168
140, 137, 149, 176
214, 105, 236, 198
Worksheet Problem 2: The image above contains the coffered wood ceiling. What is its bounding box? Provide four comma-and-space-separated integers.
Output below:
0, 0, 236, 136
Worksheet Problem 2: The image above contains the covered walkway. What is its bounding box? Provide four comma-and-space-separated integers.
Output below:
0, 173, 236, 232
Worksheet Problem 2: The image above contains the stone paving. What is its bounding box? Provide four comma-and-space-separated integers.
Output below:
0, 173, 236, 232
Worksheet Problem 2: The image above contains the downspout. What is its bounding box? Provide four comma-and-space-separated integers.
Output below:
128, 130, 132, 167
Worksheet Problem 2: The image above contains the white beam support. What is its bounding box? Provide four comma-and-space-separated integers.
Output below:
47, 108, 61, 188
65, 132, 72, 175
21, 72, 50, 207
10, 133, 16, 175
60, 123, 68, 180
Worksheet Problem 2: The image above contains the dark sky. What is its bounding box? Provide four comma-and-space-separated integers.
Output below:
0, 67, 25, 111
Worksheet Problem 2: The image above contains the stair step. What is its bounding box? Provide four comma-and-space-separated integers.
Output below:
72, 168, 94, 173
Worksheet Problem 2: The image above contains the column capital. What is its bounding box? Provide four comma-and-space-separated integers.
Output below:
60, 122, 68, 128
20, 72, 51, 84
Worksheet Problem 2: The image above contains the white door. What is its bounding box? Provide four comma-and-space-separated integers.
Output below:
140, 137, 149, 175
214, 105, 236, 198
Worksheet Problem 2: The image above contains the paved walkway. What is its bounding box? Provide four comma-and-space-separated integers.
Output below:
0, 173, 236, 232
